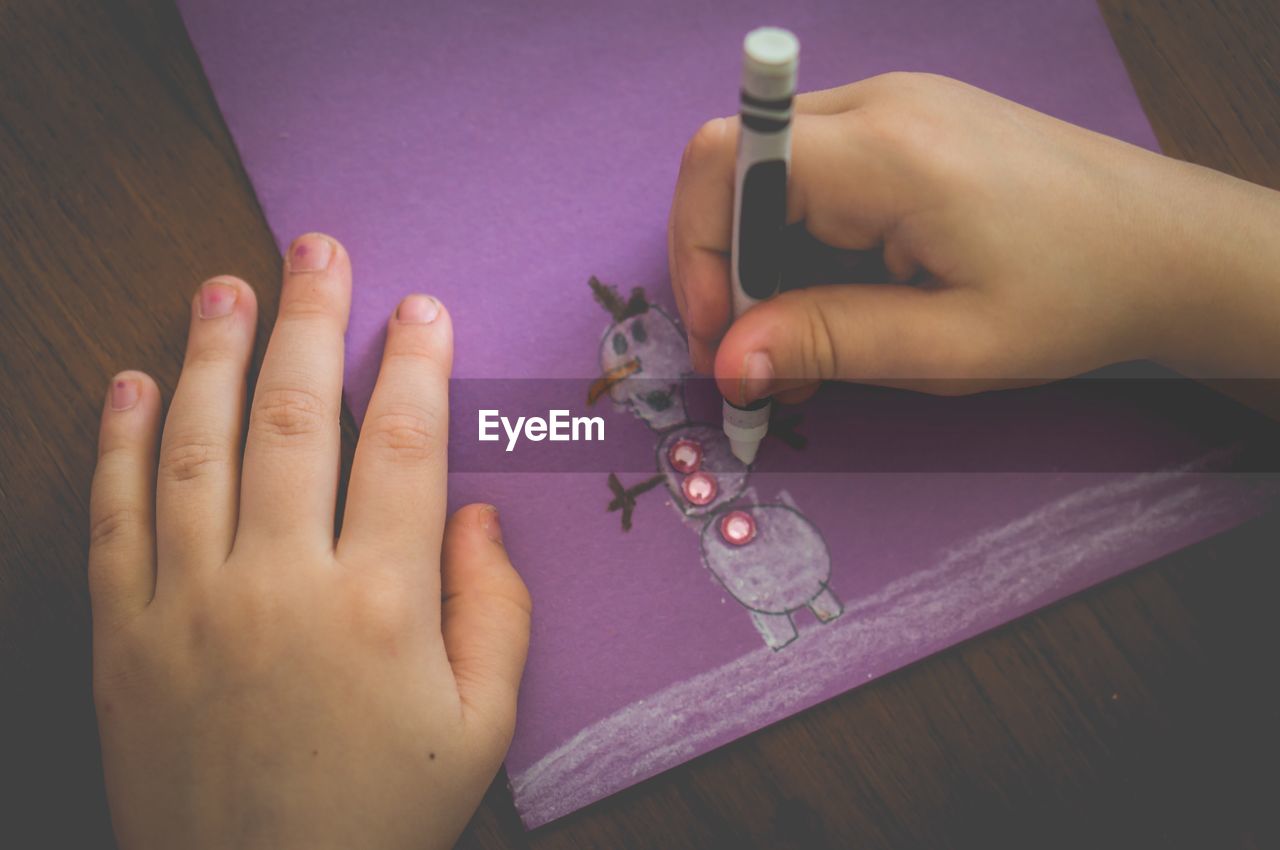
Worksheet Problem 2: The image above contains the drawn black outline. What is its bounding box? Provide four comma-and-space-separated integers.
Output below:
592, 301, 687, 426
651, 423, 751, 517
697, 500, 841, 651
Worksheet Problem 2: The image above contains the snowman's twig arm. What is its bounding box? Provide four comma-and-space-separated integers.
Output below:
605, 473, 666, 531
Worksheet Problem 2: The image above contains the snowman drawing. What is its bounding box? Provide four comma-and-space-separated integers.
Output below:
587, 277, 843, 650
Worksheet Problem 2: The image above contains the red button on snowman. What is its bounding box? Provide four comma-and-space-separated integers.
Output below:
589, 278, 842, 650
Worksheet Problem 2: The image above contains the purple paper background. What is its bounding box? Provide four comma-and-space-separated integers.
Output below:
177, 0, 1276, 827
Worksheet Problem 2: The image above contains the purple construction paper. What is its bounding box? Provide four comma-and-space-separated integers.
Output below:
177, 0, 1278, 827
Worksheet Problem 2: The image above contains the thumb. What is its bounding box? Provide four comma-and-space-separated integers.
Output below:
441, 503, 532, 751
714, 284, 990, 401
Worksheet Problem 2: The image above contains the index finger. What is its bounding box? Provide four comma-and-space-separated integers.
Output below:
667, 91, 883, 373
668, 116, 735, 373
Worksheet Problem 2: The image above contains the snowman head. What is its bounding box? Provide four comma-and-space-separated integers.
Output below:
588, 277, 688, 430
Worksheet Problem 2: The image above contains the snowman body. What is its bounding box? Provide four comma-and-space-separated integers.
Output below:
656, 425, 841, 650
593, 291, 842, 650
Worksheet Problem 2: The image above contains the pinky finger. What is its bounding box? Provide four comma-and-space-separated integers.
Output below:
88, 371, 161, 626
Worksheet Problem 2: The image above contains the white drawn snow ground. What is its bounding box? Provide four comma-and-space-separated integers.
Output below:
511, 463, 1274, 826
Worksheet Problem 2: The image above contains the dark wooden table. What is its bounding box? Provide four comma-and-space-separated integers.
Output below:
2, 1, 1278, 847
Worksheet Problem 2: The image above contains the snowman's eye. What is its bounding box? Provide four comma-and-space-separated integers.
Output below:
631, 320, 647, 342
612, 332, 628, 355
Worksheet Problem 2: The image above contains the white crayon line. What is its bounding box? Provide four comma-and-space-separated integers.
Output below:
511, 460, 1271, 827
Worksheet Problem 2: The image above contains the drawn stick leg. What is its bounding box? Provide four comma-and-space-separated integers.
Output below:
750, 611, 798, 651
807, 586, 843, 623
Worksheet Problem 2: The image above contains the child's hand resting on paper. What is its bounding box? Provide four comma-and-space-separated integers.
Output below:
669, 73, 1280, 404
89, 234, 531, 850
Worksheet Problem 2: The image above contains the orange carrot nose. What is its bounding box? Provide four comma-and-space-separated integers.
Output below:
588, 358, 640, 404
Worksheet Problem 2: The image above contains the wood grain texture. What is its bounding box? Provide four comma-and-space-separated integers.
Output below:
0, 1, 1276, 847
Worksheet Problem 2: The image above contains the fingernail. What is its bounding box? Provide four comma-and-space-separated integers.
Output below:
481, 505, 503, 545
397, 294, 440, 324
740, 351, 774, 403
197, 281, 238, 319
288, 234, 333, 272
110, 377, 139, 411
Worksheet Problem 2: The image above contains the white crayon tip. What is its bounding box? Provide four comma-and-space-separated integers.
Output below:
723, 397, 770, 466
730, 438, 761, 466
